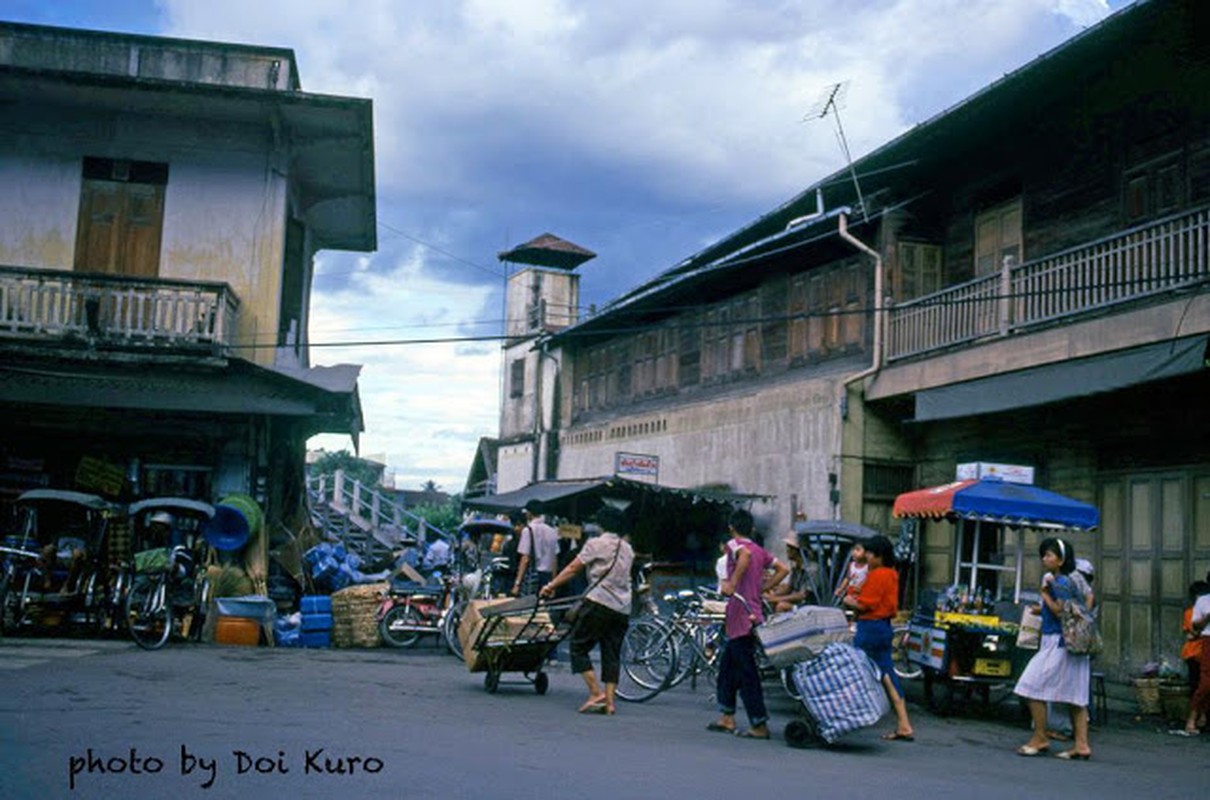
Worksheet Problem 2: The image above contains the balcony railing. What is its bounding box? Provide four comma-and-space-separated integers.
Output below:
0, 265, 240, 352
885, 205, 1210, 362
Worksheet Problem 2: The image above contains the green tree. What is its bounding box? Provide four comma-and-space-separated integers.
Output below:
309, 450, 383, 488
412, 495, 463, 538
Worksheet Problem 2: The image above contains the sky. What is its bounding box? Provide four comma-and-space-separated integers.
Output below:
2, 0, 1133, 492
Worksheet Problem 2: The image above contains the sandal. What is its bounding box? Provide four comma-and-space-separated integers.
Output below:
1054, 750, 1091, 761
882, 731, 915, 742
734, 729, 771, 740
706, 722, 736, 734
1016, 744, 1050, 757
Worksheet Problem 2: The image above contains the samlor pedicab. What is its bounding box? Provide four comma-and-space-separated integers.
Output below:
892, 476, 1100, 714
0, 489, 124, 635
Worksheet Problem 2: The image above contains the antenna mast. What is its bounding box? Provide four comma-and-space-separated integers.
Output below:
805, 82, 867, 220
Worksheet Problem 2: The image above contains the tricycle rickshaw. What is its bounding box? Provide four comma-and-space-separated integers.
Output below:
124, 497, 218, 650
0, 489, 124, 636
892, 476, 1099, 714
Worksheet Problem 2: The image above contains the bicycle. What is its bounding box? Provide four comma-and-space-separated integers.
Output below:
125, 545, 211, 651
617, 587, 727, 703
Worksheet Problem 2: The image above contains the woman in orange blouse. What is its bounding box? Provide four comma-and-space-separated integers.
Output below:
843, 535, 915, 742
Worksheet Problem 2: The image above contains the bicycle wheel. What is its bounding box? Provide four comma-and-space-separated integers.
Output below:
126, 574, 173, 651
379, 605, 422, 648
892, 624, 922, 681
616, 619, 676, 703
443, 600, 466, 658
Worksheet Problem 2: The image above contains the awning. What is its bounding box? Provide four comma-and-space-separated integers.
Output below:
915, 335, 1209, 422
892, 477, 1099, 530
462, 476, 770, 514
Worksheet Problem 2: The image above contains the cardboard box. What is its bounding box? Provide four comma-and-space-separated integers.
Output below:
458, 598, 554, 672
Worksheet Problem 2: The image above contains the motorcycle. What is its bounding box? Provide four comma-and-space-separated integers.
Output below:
377, 573, 456, 649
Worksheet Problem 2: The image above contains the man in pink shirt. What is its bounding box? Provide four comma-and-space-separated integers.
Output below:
707, 508, 788, 740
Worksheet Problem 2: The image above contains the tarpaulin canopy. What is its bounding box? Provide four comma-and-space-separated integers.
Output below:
892, 477, 1099, 530
462, 476, 769, 515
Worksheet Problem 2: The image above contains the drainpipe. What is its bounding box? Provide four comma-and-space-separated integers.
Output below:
785, 188, 826, 230
840, 211, 884, 388
531, 339, 545, 485
836, 211, 885, 522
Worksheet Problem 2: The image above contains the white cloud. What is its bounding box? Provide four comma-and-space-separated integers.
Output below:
157, 0, 1121, 490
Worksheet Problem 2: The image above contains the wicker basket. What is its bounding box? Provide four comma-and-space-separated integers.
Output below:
1132, 677, 1162, 715
331, 582, 387, 648
1158, 682, 1191, 721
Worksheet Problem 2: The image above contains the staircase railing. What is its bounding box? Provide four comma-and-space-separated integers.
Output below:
305, 470, 451, 564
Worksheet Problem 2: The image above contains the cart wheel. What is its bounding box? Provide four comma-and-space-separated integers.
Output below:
780, 667, 801, 701
485, 670, 500, 693
923, 671, 954, 716
784, 719, 817, 749
534, 672, 549, 695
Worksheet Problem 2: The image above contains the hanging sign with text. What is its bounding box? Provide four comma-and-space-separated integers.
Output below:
614, 452, 659, 482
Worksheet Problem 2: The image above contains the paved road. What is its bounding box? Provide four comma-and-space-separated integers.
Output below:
0, 636, 1204, 800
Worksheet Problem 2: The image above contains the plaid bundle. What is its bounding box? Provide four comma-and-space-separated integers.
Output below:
791, 642, 890, 743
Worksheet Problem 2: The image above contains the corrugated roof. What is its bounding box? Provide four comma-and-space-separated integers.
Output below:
498, 233, 597, 270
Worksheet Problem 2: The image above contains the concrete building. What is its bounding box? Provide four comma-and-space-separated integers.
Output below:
0, 22, 375, 584
485, 0, 1210, 677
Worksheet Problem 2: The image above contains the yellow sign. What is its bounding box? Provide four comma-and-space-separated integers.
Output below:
935, 611, 1000, 627
75, 456, 125, 497
973, 658, 1012, 677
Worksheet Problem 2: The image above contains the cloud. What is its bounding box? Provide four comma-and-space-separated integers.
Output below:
154, 0, 1120, 490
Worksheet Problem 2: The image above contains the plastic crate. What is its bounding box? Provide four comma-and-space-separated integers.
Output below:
301, 595, 332, 615
300, 630, 331, 648
301, 613, 333, 632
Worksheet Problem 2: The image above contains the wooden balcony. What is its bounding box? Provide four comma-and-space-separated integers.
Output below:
885, 205, 1210, 362
0, 266, 240, 354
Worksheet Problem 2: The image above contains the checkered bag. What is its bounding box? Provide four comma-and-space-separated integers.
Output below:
791, 642, 890, 743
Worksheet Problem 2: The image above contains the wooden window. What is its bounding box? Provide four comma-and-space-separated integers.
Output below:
896, 241, 942, 301
1124, 152, 1185, 223
788, 275, 808, 362
509, 358, 525, 399
678, 312, 701, 388
974, 198, 1022, 277
841, 262, 864, 350
74, 157, 168, 278
742, 295, 760, 372
761, 278, 788, 364
807, 273, 826, 357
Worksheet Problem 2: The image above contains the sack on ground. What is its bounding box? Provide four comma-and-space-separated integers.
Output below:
1016, 605, 1042, 650
791, 642, 890, 744
1060, 598, 1102, 656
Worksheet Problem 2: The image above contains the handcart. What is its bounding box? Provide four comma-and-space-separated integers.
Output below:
891, 476, 1100, 715
467, 594, 582, 695
783, 641, 892, 749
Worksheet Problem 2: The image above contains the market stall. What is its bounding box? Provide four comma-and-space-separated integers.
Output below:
892, 477, 1099, 713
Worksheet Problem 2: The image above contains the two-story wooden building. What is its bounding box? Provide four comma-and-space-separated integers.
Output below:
0, 22, 375, 580
491, 0, 1208, 676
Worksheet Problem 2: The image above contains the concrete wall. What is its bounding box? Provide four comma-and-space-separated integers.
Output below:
0, 104, 288, 365
558, 372, 846, 536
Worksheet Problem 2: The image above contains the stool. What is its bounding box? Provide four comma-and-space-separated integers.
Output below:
1089, 671, 1108, 725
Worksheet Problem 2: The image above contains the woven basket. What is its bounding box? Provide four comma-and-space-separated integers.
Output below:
331, 582, 387, 648
1132, 677, 1162, 715
1158, 682, 1191, 721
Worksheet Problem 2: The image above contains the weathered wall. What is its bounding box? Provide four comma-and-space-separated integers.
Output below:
558, 371, 846, 536
0, 105, 287, 365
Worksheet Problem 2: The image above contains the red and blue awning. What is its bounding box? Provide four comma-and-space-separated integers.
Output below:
892, 477, 1099, 531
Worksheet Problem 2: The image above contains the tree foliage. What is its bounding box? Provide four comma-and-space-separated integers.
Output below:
309, 450, 383, 488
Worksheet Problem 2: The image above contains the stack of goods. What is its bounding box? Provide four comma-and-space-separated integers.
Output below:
757, 605, 852, 669
457, 598, 553, 672
331, 582, 387, 648
299, 595, 333, 648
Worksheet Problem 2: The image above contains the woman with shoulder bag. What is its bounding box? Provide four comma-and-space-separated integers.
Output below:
539, 506, 633, 715
1014, 537, 1093, 760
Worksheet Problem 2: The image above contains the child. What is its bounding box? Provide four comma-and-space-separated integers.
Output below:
835, 542, 868, 603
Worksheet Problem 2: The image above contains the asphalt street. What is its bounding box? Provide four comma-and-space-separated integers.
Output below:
0, 635, 1204, 800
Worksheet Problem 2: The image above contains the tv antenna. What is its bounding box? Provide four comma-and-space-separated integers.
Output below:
804, 81, 866, 219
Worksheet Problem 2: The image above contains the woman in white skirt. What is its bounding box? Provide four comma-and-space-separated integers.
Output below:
1015, 537, 1092, 760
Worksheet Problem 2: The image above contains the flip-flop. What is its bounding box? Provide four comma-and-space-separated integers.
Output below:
1016, 744, 1049, 756
1053, 750, 1091, 761
579, 701, 607, 714
734, 730, 771, 740
706, 722, 736, 734
882, 731, 915, 742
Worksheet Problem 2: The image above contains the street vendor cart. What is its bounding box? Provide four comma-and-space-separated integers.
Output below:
892, 476, 1099, 714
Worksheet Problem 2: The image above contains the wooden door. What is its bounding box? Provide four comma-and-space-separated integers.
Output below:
74, 159, 166, 278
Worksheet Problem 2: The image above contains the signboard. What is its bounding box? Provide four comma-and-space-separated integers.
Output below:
614, 452, 659, 482
955, 462, 1035, 485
